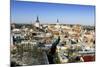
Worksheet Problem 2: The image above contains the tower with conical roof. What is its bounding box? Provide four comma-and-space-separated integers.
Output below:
36, 16, 40, 22
55, 19, 60, 29
34, 16, 40, 28
57, 19, 59, 23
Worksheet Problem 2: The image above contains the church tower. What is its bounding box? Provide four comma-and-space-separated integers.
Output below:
34, 16, 40, 28
57, 19, 59, 25
36, 16, 39, 22
55, 19, 60, 29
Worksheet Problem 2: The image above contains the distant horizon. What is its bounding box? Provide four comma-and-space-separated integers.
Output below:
11, 22, 95, 26
11, 0, 95, 25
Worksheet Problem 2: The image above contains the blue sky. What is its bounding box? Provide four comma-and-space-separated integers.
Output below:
11, 0, 95, 25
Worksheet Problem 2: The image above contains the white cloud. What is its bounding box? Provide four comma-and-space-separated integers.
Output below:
17, 0, 95, 5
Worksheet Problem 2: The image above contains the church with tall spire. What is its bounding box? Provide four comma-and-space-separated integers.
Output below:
57, 19, 59, 24
36, 16, 40, 22
55, 19, 60, 29
34, 16, 40, 28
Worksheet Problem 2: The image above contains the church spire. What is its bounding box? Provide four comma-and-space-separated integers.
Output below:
36, 16, 39, 22
56, 19, 59, 25
57, 19, 59, 23
34, 16, 40, 28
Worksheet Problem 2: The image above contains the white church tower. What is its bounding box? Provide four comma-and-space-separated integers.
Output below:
55, 19, 60, 29
34, 16, 40, 28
